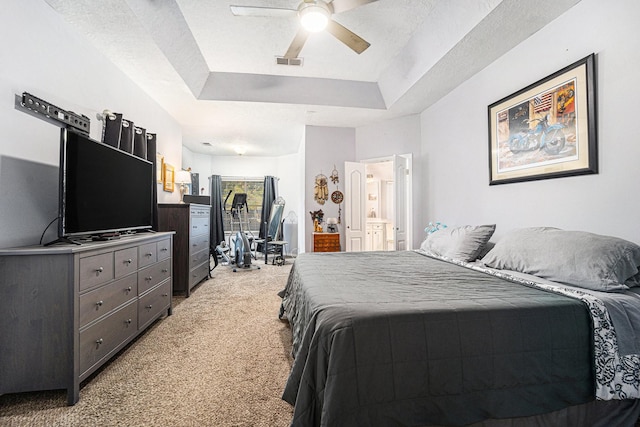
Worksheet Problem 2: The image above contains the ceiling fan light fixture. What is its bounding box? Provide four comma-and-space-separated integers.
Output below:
299, 2, 330, 32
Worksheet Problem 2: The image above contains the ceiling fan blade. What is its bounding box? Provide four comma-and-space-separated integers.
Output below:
328, 0, 378, 14
284, 28, 310, 59
229, 5, 296, 17
325, 20, 370, 54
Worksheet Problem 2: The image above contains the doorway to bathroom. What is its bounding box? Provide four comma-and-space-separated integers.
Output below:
344, 154, 412, 252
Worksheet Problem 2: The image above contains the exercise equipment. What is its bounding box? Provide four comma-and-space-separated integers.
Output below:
224, 191, 259, 272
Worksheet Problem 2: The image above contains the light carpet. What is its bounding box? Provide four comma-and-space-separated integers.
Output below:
0, 261, 294, 427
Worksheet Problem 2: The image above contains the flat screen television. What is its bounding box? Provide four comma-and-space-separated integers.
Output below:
53, 128, 153, 242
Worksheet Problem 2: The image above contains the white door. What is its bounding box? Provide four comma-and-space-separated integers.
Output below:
393, 155, 409, 250
344, 162, 366, 251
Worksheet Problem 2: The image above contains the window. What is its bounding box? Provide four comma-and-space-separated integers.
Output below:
221, 177, 263, 238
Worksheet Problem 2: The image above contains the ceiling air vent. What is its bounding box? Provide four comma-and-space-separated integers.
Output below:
202, 142, 212, 147
276, 56, 303, 66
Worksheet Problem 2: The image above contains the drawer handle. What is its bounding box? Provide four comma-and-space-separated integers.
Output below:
125, 319, 132, 325
146, 304, 153, 310
125, 259, 133, 265
162, 269, 168, 273
162, 293, 169, 297
125, 286, 132, 293
161, 248, 168, 252
95, 266, 104, 274
145, 276, 153, 281
96, 300, 103, 307
96, 338, 103, 345
145, 252, 153, 257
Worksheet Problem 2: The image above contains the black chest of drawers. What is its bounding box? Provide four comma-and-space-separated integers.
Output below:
158, 203, 210, 297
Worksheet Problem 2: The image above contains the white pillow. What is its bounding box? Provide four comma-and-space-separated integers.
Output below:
421, 224, 496, 262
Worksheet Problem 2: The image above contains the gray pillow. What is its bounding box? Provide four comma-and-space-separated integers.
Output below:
420, 224, 496, 262
481, 227, 640, 292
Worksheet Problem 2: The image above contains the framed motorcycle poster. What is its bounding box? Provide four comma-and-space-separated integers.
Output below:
487, 54, 598, 185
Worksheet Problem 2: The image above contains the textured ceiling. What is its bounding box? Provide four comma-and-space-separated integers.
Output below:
44, 0, 581, 156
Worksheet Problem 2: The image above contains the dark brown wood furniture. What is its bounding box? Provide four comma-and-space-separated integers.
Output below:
157, 203, 210, 297
0, 232, 173, 405
313, 232, 340, 252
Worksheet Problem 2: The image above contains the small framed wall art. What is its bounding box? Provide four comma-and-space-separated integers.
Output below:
163, 163, 174, 192
487, 54, 598, 185
156, 154, 164, 183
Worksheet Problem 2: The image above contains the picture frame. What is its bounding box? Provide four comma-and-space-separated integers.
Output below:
163, 163, 174, 192
488, 54, 597, 185
156, 154, 164, 184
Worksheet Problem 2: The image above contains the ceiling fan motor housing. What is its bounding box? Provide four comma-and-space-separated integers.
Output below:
298, 0, 331, 32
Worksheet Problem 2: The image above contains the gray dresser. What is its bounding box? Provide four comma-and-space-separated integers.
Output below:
0, 232, 174, 405
157, 203, 210, 297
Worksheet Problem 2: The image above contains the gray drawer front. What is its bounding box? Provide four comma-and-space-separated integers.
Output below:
137, 258, 171, 294
190, 217, 209, 237
114, 247, 138, 279
79, 252, 114, 291
79, 275, 137, 328
189, 262, 209, 288
79, 300, 137, 376
138, 242, 158, 268
190, 249, 209, 269
189, 233, 209, 255
138, 280, 171, 329
157, 238, 171, 261
190, 206, 210, 217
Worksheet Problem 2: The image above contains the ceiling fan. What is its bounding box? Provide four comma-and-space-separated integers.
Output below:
230, 0, 378, 60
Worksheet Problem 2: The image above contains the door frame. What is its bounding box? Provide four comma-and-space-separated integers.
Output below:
346, 154, 413, 251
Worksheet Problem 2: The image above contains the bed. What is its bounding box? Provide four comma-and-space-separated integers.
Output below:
279, 226, 640, 426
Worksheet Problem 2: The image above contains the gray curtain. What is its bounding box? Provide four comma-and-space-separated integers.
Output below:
146, 133, 158, 231
258, 176, 277, 251
209, 175, 225, 268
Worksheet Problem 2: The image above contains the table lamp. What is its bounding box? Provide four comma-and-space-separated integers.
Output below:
175, 170, 192, 203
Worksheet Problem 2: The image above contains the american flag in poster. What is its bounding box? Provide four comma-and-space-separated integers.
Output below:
533, 92, 553, 113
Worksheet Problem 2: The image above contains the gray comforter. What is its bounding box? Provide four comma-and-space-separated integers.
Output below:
279, 251, 593, 427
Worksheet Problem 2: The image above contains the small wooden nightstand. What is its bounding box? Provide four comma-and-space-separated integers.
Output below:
313, 232, 341, 252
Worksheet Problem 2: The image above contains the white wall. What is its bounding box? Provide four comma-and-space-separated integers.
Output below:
304, 126, 356, 253
421, 0, 640, 244
0, 0, 182, 248
182, 145, 212, 195
355, 114, 422, 247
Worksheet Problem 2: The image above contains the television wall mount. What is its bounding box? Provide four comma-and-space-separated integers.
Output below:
14, 92, 90, 135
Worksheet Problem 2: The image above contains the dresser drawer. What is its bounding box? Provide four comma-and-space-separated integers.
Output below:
114, 247, 138, 279
138, 280, 171, 329
190, 217, 209, 237
189, 248, 209, 269
138, 242, 158, 268
314, 233, 341, 252
79, 252, 114, 291
157, 238, 171, 261
79, 274, 137, 328
189, 262, 209, 288
190, 233, 209, 255
138, 258, 171, 294
79, 300, 137, 376
190, 206, 210, 217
